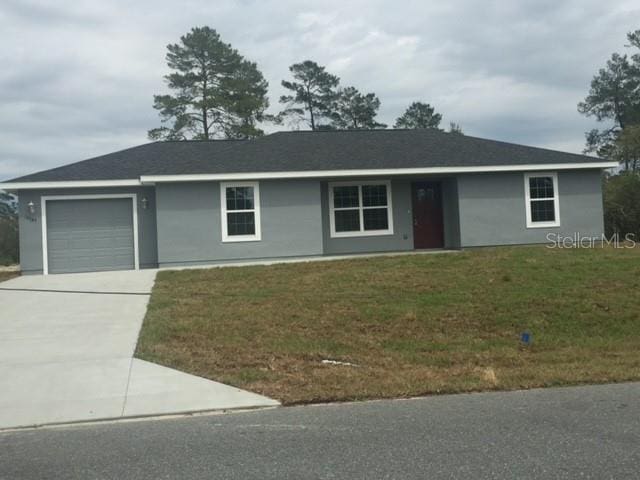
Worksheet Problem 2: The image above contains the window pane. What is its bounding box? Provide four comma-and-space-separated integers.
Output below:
227, 212, 256, 236
362, 185, 388, 207
363, 208, 389, 231
335, 209, 360, 232
226, 186, 254, 211
531, 200, 555, 222
529, 177, 554, 199
333, 186, 359, 208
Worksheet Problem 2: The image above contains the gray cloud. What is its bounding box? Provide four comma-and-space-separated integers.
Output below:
1, 0, 638, 180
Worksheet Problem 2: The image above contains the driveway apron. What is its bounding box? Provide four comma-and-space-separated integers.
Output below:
0, 270, 277, 429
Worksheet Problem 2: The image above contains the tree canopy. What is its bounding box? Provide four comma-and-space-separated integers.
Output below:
149, 27, 269, 141
279, 60, 339, 130
578, 29, 640, 169
0, 192, 17, 217
394, 102, 443, 129
448, 122, 464, 135
612, 124, 640, 171
330, 87, 386, 129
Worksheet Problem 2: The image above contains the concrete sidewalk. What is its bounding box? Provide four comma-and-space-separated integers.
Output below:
0, 270, 278, 430
158, 248, 458, 272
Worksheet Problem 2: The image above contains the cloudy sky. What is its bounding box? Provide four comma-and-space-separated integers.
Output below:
1, 0, 638, 180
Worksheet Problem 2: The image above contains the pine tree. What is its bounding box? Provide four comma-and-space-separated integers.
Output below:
149, 27, 269, 140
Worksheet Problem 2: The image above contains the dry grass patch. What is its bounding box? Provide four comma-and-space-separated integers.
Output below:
136, 246, 640, 404
0, 271, 18, 283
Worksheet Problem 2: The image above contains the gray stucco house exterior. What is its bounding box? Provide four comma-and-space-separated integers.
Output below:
1, 129, 615, 275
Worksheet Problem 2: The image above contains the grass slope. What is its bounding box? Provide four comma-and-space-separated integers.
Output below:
136, 246, 640, 404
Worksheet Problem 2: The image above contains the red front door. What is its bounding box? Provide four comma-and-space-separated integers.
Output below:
412, 181, 444, 249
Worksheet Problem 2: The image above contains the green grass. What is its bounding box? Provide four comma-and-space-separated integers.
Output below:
136, 246, 640, 404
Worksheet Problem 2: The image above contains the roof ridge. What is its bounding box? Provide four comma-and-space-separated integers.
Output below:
159, 138, 247, 143
272, 128, 423, 134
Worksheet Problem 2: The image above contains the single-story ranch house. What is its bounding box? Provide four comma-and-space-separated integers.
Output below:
1, 129, 615, 275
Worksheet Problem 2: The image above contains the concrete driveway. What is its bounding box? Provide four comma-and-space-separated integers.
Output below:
0, 270, 278, 430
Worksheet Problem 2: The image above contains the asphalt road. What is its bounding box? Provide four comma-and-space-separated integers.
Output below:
1, 382, 639, 480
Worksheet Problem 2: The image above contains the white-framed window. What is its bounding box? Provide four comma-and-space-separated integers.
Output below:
328, 180, 394, 238
220, 181, 261, 242
524, 172, 560, 228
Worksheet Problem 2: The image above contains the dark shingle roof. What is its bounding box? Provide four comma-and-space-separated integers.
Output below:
8, 129, 602, 183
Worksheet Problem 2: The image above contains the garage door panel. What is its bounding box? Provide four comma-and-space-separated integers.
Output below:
46, 198, 135, 274
50, 227, 132, 240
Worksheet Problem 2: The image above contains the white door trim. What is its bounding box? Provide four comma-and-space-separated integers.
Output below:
41, 193, 140, 275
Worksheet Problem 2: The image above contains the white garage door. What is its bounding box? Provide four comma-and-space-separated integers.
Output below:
46, 198, 136, 274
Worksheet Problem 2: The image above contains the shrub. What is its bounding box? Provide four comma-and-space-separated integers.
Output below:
603, 172, 640, 238
0, 215, 18, 265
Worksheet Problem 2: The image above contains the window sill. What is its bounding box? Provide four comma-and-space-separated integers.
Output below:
222, 236, 262, 243
526, 222, 560, 229
330, 230, 395, 239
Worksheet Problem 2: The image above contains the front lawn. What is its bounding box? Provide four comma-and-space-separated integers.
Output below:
136, 246, 640, 404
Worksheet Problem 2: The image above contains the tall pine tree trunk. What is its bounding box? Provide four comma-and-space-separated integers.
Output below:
202, 73, 209, 139
306, 86, 315, 130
